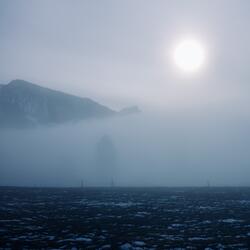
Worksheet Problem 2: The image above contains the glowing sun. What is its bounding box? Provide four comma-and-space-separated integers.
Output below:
173, 39, 205, 73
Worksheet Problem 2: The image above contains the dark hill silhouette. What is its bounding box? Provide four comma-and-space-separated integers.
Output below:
0, 80, 116, 128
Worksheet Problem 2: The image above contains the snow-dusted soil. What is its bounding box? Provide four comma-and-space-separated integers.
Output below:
1, 187, 250, 249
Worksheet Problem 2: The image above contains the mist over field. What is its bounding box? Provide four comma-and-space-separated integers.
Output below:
2, 1, 250, 249
1, 107, 250, 187
1, 0, 250, 188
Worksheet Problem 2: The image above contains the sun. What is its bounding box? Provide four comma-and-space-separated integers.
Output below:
173, 39, 205, 73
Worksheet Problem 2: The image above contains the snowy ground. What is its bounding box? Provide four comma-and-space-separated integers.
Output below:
1, 187, 250, 249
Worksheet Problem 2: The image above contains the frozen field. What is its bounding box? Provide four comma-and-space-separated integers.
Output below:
1, 187, 250, 249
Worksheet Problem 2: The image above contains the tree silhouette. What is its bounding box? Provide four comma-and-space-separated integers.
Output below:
95, 135, 116, 186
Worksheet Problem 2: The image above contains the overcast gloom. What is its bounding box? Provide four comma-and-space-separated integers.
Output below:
2, 1, 250, 249
1, 0, 250, 187
1, 0, 250, 109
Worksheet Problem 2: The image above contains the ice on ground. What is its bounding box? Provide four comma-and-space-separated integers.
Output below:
75, 237, 92, 243
136, 212, 150, 216
220, 219, 243, 223
170, 223, 184, 228
160, 235, 183, 241
133, 241, 146, 246
57, 239, 75, 243
120, 243, 132, 250
188, 237, 213, 241
0, 219, 20, 222
200, 220, 212, 224
238, 200, 250, 204
79, 200, 141, 208
47, 236, 55, 240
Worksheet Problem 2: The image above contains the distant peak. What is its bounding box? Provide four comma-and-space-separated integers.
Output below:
9, 79, 28, 84
8, 79, 38, 87
119, 106, 141, 115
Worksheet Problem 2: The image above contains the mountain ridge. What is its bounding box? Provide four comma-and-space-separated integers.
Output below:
0, 79, 128, 128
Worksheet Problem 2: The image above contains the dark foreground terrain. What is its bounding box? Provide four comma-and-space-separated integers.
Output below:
1, 187, 250, 249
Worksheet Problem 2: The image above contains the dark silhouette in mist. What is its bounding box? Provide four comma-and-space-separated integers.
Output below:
95, 135, 117, 186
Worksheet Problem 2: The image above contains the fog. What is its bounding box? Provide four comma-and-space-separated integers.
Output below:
1, 0, 250, 109
1, 107, 250, 187
1, 0, 250, 186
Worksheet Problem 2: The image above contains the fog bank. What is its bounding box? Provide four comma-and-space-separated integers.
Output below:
1, 109, 250, 187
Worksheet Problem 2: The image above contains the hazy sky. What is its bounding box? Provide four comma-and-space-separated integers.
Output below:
1, 1, 250, 186
1, 0, 250, 110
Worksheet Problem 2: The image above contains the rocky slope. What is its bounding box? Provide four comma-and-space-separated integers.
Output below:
0, 80, 116, 128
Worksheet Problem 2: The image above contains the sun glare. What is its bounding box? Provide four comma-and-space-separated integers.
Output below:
174, 39, 205, 73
